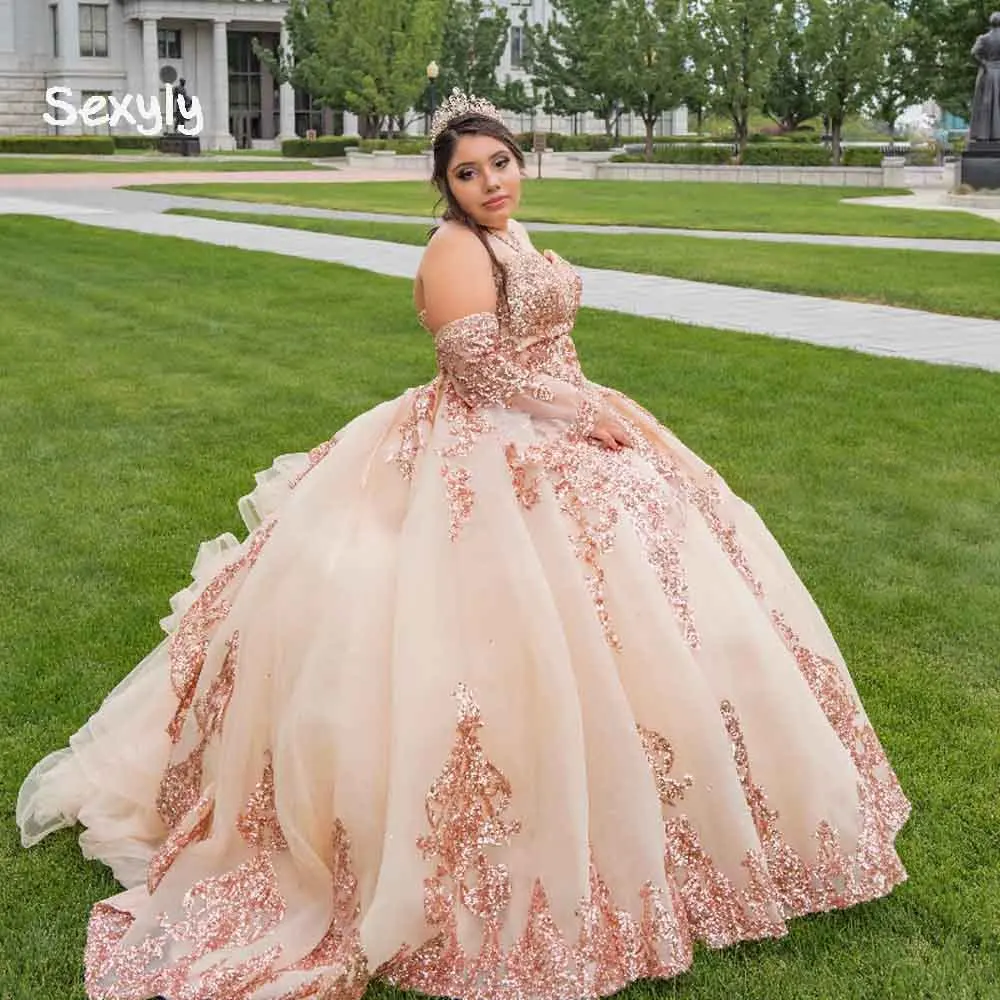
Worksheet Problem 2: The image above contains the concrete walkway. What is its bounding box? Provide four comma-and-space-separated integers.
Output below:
2, 167, 1000, 252
5, 173, 1000, 254
1, 176, 999, 374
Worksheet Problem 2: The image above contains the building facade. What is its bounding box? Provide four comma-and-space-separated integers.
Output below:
0, 0, 685, 148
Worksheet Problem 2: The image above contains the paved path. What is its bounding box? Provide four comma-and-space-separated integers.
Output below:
3, 174, 999, 255
1, 176, 999, 374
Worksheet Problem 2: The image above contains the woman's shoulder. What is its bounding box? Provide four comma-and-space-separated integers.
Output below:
419, 221, 492, 280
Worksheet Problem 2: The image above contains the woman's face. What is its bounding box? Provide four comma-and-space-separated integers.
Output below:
445, 134, 521, 229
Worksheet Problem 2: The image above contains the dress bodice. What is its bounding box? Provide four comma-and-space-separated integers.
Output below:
420, 241, 587, 389
496, 247, 586, 387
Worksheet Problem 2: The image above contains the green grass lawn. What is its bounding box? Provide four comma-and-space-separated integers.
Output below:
0, 156, 330, 173
128, 177, 1000, 240
166, 208, 1000, 321
1, 216, 998, 999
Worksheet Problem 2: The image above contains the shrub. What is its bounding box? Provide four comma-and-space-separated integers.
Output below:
282, 135, 358, 158
611, 144, 733, 164
747, 131, 822, 144
741, 144, 832, 166
112, 135, 160, 151
512, 132, 615, 152
842, 147, 883, 167
907, 146, 937, 166
0, 134, 115, 154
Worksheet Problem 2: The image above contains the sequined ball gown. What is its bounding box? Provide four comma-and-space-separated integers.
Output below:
17, 233, 910, 1000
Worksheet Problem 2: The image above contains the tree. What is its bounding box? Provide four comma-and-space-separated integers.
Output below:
697, 0, 779, 157
907, 0, 990, 122
867, 1, 929, 141
260, 0, 444, 138
806, 0, 894, 163
615, 0, 693, 160
763, 1, 822, 132
428, 0, 511, 109
523, 0, 626, 136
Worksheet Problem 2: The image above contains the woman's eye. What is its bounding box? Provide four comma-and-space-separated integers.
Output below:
457, 169, 474, 181
495, 157, 509, 168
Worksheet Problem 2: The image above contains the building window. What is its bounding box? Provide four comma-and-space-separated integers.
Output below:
295, 90, 325, 138
50, 4, 59, 57
79, 4, 109, 57
228, 32, 263, 147
509, 25, 525, 70
158, 29, 182, 59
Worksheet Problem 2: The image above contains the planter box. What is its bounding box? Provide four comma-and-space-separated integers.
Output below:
587, 162, 890, 186
345, 150, 432, 173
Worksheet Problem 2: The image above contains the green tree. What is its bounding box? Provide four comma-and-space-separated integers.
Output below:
429, 0, 511, 109
261, 0, 444, 138
523, 0, 625, 135
615, 0, 693, 160
867, 1, 929, 141
806, 0, 895, 163
763, 1, 822, 132
907, 0, 990, 121
697, 0, 779, 157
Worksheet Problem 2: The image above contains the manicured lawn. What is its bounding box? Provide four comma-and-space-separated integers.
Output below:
1, 216, 998, 1000
128, 177, 1000, 239
165, 208, 1000, 321
0, 156, 330, 173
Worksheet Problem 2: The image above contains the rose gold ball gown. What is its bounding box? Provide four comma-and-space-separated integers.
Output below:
17, 239, 910, 1000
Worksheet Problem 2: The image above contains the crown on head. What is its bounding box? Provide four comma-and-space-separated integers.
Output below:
429, 88, 504, 143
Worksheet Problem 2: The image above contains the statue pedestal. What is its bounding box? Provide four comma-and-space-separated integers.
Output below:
960, 142, 1000, 190
157, 134, 202, 157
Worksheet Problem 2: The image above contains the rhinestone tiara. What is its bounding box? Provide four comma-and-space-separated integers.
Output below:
429, 88, 504, 143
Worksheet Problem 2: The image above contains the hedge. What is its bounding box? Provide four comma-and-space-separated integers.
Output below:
842, 147, 883, 167
740, 144, 833, 166
358, 138, 429, 154
281, 135, 358, 158
112, 135, 161, 151
0, 134, 115, 154
613, 145, 733, 164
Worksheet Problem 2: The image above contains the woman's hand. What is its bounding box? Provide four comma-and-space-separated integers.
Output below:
589, 409, 632, 451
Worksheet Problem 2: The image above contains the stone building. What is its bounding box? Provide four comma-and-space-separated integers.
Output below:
0, 0, 684, 148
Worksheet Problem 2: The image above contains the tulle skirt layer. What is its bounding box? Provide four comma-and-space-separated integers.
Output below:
16, 376, 910, 1000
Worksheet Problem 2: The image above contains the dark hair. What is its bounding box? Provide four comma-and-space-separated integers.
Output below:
430, 112, 525, 318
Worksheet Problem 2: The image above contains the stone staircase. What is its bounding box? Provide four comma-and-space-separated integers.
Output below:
0, 72, 49, 135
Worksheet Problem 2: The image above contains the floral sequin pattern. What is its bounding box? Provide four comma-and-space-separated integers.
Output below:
769, 612, 911, 836
391, 382, 439, 481
503, 434, 695, 651
85, 852, 288, 1000
87, 777, 369, 1000
157, 519, 277, 833
237, 751, 288, 853
380, 684, 692, 999
718, 697, 907, 921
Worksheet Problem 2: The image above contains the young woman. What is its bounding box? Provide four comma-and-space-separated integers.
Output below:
18, 91, 910, 1000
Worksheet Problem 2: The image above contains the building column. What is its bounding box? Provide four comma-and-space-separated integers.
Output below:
141, 17, 158, 107
260, 59, 276, 140
278, 20, 296, 140
58, 0, 80, 65
53, 0, 82, 131
212, 18, 234, 149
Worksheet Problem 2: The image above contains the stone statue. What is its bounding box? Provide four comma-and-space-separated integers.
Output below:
173, 78, 191, 132
969, 12, 1000, 142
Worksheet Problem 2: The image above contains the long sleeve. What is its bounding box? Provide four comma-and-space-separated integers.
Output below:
434, 311, 602, 439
